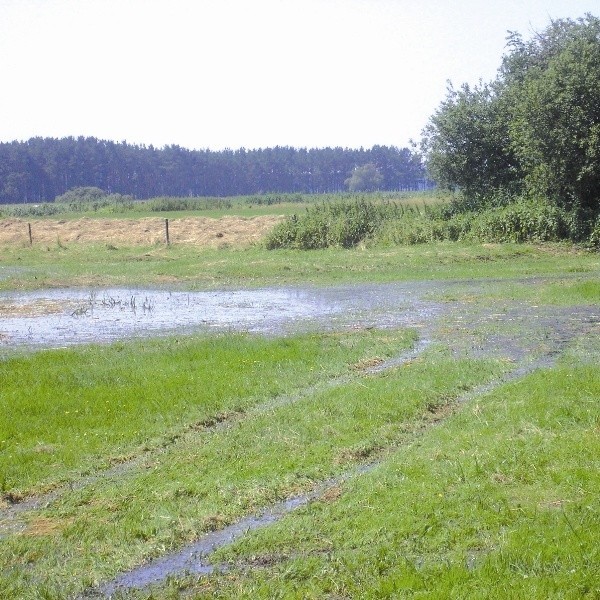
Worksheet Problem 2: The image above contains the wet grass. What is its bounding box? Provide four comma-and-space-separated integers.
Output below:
165, 351, 600, 599
467, 278, 600, 306
1, 241, 598, 291
0, 328, 415, 497
1, 230, 599, 598
0, 347, 506, 598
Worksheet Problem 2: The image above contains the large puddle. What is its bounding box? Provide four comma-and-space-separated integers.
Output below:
0, 283, 443, 350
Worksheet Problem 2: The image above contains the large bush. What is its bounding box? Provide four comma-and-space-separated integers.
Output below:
465, 201, 572, 243
54, 187, 107, 203
266, 199, 401, 249
371, 199, 590, 246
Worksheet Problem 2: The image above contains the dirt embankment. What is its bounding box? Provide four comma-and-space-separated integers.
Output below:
0, 216, 283, 248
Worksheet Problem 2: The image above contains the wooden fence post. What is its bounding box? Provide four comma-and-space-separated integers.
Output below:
28, 223, 32, 246
165, 218, 170, 245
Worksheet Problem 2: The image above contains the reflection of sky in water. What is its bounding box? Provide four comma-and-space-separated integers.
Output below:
0, 284, 443, 350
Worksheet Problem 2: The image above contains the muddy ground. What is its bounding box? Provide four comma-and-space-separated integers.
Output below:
0, 215, 283, 248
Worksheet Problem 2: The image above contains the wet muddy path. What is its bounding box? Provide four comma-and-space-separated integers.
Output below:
1, 277, 599, 598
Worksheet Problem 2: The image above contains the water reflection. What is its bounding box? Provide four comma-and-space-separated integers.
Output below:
0, 283, 442, 350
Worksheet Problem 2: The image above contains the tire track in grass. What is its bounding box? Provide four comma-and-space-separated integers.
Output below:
90, 308, 600, 596
3, 285, 598, 596
0, 336, 430, 538
88, 348, 567, 598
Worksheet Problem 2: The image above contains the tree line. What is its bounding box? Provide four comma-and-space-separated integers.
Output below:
0, 138, 427, 204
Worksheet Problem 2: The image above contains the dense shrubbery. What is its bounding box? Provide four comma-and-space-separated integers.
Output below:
267, 195, 599, 249
244, 193, 305, 206
147, 196, 233, 212
421, 16, 600, 242
266, 199, 404, 249
423, 16, 600, 216
588, 217, 600, 249
377, 198, 588, 246
465, 200, 573, 243
54, 186, 108, 203
0, 187, 135, 218
53, 187, 134, 212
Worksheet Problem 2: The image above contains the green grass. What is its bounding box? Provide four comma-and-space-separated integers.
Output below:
1, 209, 599, 598
431, 275, 600, 307
0, 328, 415, 496
0, 191, 438, 221
0, 345, 505, 598
182, 354, 600, 599
1, 242, 598, 292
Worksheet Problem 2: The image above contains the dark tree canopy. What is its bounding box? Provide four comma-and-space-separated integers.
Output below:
0, 138, 427, 204
422, 14, 600, 215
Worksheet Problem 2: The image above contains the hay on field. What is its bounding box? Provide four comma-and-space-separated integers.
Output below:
0, 216, 283, 248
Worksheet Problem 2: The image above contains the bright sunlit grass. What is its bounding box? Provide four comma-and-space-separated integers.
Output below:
200, 359, 600, 599
1, 241, 598, 292
0, 349, 504, 597
0, 328, 415, 496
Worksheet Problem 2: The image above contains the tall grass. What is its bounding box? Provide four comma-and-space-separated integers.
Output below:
266, 199, 424, 249
266, 194, 599, 249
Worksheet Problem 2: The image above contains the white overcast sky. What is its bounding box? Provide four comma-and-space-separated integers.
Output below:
0, 0, 596, 151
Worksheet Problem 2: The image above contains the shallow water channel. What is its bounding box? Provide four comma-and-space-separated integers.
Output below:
0, 282, 444, 350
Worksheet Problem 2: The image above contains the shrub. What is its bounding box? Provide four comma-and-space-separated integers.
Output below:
266, 199, 401, 249
6, 203, 63, 218
148, 197, 232, 212
587, 216, 600, 250
54, 186, 107, 203
465, 200, 571, 243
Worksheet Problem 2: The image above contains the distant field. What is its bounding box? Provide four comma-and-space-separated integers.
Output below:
0, 191, 443, 252
0, 215, 283, 249
0, 191, 442, 221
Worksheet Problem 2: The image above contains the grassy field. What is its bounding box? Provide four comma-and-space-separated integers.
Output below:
0, 202, 599, 598
0, 191, 438, 221
1, 241, 598, 292
0, 329, 416, 496
203, 356, 600, 599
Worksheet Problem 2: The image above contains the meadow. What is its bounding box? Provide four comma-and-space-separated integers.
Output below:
0, 193, 599, 599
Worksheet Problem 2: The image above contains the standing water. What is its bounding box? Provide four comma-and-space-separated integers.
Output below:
0, 283, 443, 349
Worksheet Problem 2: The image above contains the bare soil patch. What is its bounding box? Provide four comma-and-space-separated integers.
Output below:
0, 216, 283, 248
0, 299, 75, 318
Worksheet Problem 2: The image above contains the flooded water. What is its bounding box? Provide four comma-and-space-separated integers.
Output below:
0, 283, 443, 350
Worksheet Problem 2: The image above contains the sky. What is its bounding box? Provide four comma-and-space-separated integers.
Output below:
0, 0, 597, 151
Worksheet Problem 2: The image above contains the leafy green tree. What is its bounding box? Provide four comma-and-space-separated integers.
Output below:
345, 163, 384, 192
508, 16, 600, 213
422, 14, 600, 217
421, 81, 520, 200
